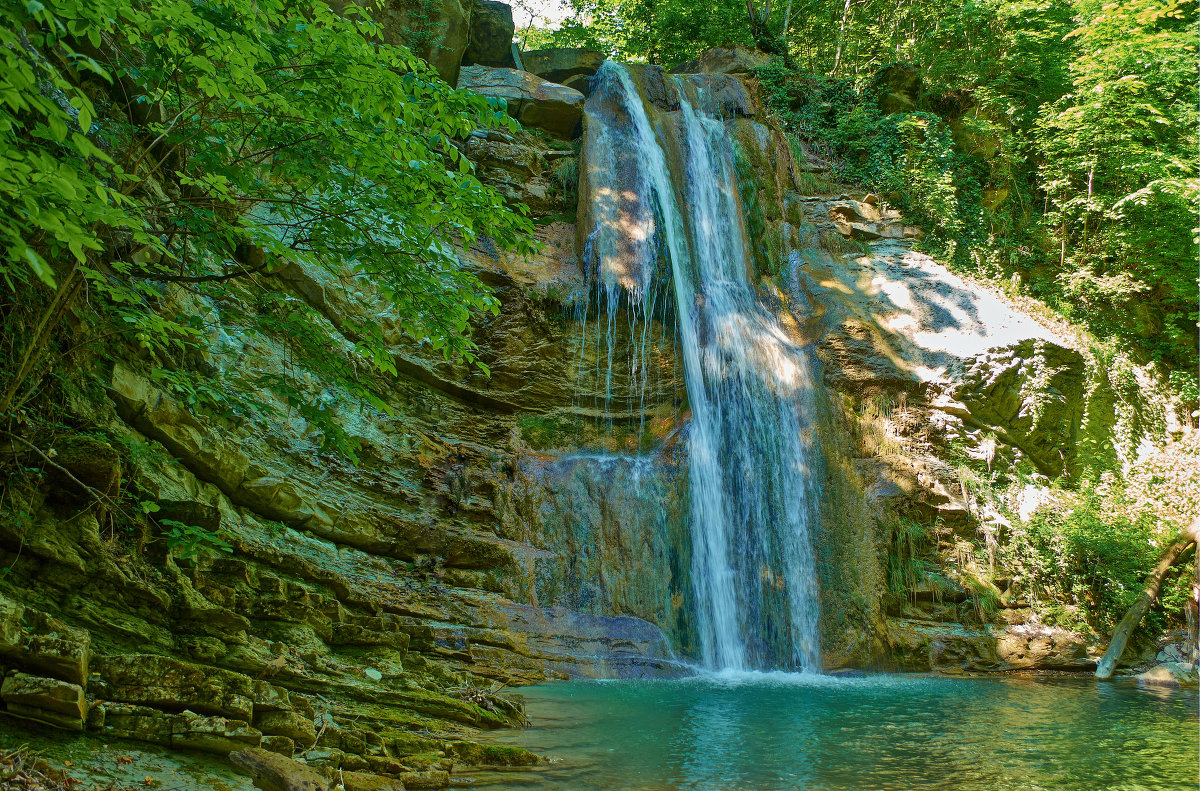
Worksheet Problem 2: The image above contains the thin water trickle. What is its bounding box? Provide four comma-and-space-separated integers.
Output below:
580, 62, 822, 671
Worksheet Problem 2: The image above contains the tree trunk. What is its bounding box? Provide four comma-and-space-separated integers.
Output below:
1094, 517, 1200, 679
780, 0, 794, 61
831, 0, 853, 76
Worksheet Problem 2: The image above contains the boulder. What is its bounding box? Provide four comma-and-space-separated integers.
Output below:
1137, 662, 1198, 687
560, 72, 593, 96
0, 593, 91, 684
624, 64, 679, 110
1, 672, 87, 730
671, 45, 771, 75
449, 741, 541, 766
229, 747, 329, 791
933, 339, 1087, 477
680, 72, 757, 117
828, 198, 917, 240
829, 198, 881, 224
353, 0, 472, 85
874, 63, 922, 114
457, 66, 584, 138
463, 0, 515, 67
522, 48, 605, 85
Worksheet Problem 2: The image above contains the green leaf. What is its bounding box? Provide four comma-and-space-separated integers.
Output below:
22, 246, 55, 287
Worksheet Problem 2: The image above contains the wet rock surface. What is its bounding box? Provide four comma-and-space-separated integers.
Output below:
1136, 662, 1198, 687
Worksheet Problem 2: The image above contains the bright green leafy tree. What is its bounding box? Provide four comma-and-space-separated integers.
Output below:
1036, 0, 1198, 366
1, 0, 536, 432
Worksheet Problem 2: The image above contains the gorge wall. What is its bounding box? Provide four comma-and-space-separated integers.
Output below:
1, 7, 1194, 790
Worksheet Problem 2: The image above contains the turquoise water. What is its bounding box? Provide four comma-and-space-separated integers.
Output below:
463, 674, 1199, 791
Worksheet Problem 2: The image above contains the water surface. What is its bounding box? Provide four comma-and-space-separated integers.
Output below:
462, 674, 1199, 791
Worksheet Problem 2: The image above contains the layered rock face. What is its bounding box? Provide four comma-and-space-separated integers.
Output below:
0, 222, 683, 784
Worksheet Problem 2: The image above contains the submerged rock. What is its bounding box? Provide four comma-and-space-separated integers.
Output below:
1136, 662, 1198, 687
825, 668, 867, 678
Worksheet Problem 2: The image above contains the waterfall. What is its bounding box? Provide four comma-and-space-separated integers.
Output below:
580, 62, 821, 672
575, 68, 672, 432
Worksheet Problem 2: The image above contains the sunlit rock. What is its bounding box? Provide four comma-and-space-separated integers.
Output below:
457, 66, 584, 138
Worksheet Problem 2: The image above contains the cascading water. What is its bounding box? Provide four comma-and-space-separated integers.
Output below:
579, 62, 823, 672
575, 72, 674, 431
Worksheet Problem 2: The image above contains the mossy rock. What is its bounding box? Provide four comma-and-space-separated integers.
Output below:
46, 434, 121, 503
449, 740, 541, 766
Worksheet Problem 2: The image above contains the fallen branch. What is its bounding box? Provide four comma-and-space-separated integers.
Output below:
1094, 516, 1199, 679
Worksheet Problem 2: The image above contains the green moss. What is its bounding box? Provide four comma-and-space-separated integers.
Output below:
816, 228, 871, 256
516, 413, 584, 450
450, 741, 542, 766
731, 139, 780, 277
793, 169, 835, 195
